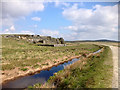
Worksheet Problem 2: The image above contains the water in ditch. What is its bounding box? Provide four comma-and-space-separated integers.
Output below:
2, 57, 80, 88
2, 49, 102, 89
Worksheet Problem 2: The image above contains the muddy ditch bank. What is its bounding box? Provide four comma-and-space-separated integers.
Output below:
2, 48, 103, 88
2, 55, 82, 84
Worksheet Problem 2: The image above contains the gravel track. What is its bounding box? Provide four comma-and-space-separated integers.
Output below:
109, 46, 118, 88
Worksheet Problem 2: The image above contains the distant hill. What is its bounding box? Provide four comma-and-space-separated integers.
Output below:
94, 39, 118, 42
66, 39, 119, 43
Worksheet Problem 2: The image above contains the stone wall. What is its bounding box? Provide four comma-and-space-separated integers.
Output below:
38, 44, 66, 47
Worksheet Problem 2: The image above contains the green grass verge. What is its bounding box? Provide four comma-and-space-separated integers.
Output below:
2, 37, 101, 71
32, 46, 112, 88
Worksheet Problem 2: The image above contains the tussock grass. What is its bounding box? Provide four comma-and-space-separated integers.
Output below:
2, 37, 100, 71
33, 46, 112, 88
21, 68, 28, 71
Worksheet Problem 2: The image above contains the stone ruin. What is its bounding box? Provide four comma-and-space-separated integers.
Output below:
3, 34, 65, 45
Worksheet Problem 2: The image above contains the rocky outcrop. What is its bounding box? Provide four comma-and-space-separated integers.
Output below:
3, 34, 65, 44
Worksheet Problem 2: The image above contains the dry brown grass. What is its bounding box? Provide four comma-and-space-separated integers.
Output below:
33, 46, 113, 88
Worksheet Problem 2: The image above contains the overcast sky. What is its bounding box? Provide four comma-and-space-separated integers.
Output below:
0, 1, 118, 41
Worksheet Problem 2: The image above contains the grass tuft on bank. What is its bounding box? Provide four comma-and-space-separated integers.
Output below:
2, 37, 101, 71
32, 46, 112, 88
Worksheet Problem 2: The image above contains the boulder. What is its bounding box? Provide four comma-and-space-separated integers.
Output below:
3, 35, 65, 45
59, 37, 65, 44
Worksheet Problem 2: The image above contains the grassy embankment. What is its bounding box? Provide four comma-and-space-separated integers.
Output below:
31, 46, 113, 88
2, 37, 100, 72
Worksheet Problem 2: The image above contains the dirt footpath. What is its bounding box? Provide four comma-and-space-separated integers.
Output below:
109, 46, 118, 88
93, 43, 118, 88
118, 48, 120, 89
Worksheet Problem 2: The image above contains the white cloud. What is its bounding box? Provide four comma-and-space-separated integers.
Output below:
10, 25, 15, 31
55, 2, 70, 7
3, 25, 16, 33
31, 17, 41, 21
20, 30, 34, 35
40, 29, 59, 37
2, 30, 34, 35
1, 0, 44, 27
62, 4, 118, 40
4, 29, 9, 32
64, 26, 78, 31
